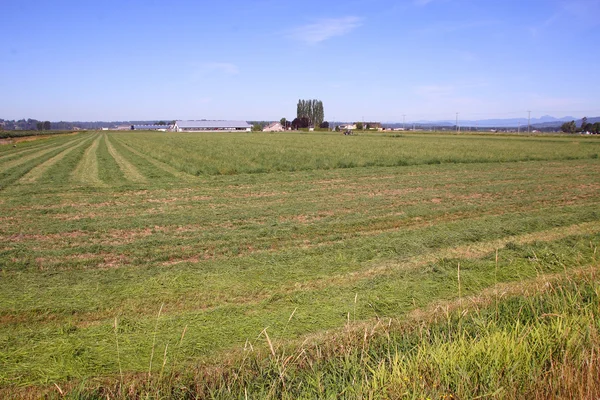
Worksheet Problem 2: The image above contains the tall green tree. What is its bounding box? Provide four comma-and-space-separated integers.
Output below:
43, 121, 51, 130
296, 99, 325, 128
560, 121, 576, 133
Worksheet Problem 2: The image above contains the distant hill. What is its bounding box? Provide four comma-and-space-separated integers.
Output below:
410, 115, 577, 128
382, 115, 600, 131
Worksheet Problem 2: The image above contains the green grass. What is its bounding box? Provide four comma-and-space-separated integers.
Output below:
0, 130, 599, 397
115, 130, 600, 174
166, 265, 599, 400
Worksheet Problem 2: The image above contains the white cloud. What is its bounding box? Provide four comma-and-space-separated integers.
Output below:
288, 16, 362, 44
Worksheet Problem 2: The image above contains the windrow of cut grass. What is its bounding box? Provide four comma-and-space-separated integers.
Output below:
0, 131, 599, 397
0, 139, 70, 163
103, 134, 147, 183
71, 133, 104, 187
18, 136, 96, 184
0, 134, 93, 190
107, 136, 181, 181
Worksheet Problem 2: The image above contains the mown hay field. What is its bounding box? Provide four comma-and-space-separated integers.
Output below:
0, 131, 599, 397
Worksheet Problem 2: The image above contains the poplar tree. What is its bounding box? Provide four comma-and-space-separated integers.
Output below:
297, 99, 325, 128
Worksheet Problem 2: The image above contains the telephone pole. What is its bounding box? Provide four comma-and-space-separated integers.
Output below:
527, 110, 531, 133
402, 114, 406, 131
456, 112, 460, 132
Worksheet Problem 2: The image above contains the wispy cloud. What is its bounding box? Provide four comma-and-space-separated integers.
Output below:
531, 1, 600, 37
561, 0, 600, 26
416, 20, 497, 35
529, 13, 560, 37
287, 16, 362, 44
414, 0, 435, 6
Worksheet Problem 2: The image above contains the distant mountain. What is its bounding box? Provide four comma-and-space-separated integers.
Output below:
383, 115, 599, 130
410, 115, 577, 128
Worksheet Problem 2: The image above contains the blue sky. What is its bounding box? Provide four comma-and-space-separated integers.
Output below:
2, 0, 600, 122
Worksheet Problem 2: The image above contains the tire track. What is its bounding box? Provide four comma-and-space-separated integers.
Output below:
103, 134, 146, 183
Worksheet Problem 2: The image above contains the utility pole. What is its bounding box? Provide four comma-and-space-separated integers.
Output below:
456, 112, 459, 132
402, 114, 406, 131
527, 110, 531, 134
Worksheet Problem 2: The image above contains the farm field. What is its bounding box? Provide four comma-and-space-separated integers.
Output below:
0, 131, 600, 397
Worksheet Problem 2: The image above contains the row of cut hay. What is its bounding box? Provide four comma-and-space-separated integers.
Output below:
0, 134, 89, 172
71, 133, 104, 186
0, 138, 71, 162
109, 134, 197, 181
0, 135, 92, 190
107, 134, 186, 181
103, 134, 146, 183
18, 136, 96, 184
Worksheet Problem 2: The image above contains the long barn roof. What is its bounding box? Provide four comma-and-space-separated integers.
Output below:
176, 120, 251, 128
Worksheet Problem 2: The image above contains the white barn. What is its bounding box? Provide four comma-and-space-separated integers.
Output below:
174, 120, 251, 132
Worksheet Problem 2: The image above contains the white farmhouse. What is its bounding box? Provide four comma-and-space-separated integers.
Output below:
263, 122, 284, 132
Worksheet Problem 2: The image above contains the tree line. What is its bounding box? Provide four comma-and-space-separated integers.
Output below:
1, 118, 52, 131
561, 117, 600, 134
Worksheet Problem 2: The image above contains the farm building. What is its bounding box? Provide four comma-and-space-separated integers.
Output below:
131, 124, 171, 131
174, 120, 251, 132
263, 122, 284, 132
355, 122, 382, 130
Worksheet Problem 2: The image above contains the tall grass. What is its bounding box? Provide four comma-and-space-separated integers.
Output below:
58, 267, 600, 399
